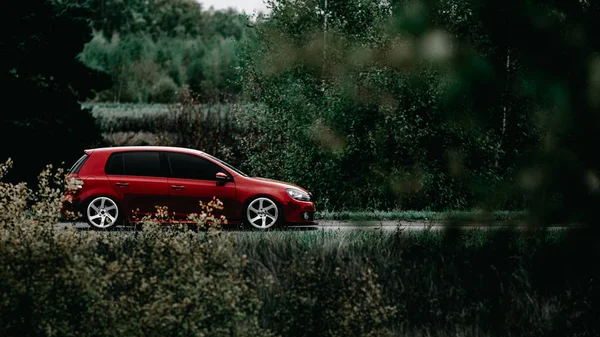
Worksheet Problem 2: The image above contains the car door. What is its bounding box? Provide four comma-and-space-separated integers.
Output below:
165, 151, 238, 222
105, 151, 170, 220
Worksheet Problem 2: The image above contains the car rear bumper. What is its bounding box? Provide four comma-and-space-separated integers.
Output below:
60, 194, 83, 220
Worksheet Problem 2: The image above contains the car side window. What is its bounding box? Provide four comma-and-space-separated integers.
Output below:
105, 151, 163, 177
167, 152, 224, 181
105, 153, 124, 175
124, 152, 162, 177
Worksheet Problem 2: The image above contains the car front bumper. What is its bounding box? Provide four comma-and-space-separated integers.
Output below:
284, 199, 316, 225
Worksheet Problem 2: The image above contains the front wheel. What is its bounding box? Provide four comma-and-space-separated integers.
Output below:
245, 197, 281, 229
85, 196, 121, 229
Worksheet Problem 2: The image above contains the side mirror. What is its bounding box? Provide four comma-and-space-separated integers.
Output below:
216, 172, 230, 182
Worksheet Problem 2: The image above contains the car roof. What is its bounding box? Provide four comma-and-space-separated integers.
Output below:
85, 146, 208, 157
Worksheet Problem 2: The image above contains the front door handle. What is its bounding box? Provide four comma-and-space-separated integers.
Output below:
171, 185, 185, 190
116, 182, 129, 187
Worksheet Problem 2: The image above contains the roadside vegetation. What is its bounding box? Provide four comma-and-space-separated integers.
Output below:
0, 161, 270, 337
314, 209, 527, 222
237, 228, 600, 337
2, 161, 599, 337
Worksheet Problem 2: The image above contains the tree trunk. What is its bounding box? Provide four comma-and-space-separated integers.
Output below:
495, 47, 511, 168
321, 0, 328, 91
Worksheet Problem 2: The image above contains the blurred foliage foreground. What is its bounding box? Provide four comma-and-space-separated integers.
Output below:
2, 160, 600, 336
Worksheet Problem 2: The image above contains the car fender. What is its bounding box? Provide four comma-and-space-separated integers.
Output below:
78, 177, 120, 207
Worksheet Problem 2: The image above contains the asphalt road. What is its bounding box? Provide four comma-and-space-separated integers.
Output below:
56, 220, 568, 231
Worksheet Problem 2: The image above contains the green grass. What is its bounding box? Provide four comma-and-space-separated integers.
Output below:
84, 103, 170, 117
314, 210, 527, 222
232, 226, 568, 250
234, 226, 572, 249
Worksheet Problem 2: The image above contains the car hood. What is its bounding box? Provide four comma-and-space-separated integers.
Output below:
249, 177, 310, 193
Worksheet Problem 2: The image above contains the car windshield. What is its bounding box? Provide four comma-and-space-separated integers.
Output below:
203, 152, 249, 177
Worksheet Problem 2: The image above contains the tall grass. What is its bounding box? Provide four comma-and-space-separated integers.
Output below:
234, 228, 600, 336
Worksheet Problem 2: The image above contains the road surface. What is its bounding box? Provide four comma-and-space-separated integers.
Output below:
56, 220, 570, 231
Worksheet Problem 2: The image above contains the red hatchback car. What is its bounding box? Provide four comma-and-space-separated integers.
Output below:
62, 146, 316, 229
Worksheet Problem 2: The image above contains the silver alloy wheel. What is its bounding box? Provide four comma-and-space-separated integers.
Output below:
246, 197, 279, 229
86, 197, 119, 229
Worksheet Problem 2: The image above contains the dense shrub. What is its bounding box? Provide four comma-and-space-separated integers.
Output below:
0, 159, 271, 337
94, 97, 519, 211
95, 97, 259, 169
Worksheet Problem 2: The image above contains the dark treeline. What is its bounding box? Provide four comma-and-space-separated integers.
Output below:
0, 0, 107, 185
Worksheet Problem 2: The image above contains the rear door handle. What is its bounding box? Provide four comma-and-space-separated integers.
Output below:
171, 185, 185, 190
115, 182, 129, 187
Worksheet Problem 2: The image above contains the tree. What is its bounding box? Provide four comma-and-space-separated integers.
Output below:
0, 0, 109, 184
238, 0, 509, 210
76, 0, 209, 39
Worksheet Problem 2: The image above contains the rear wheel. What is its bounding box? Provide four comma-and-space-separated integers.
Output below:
245, 197, 281, 229
85, 196, 121, 229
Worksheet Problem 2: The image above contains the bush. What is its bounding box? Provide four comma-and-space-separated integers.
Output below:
94, 97, 512, 211
149, 76, 178, 103
0, 159, 271, 337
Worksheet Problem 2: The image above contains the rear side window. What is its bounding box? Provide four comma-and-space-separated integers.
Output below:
167, 152, 224, 180
105, 151, 163, 177
68, 153, 89, 174
105, 153, 124, 175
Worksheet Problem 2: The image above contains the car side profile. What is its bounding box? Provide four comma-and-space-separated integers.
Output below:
62, 146, 316, 229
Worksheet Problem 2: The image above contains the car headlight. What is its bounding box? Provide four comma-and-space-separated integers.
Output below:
286, 188, 311, 201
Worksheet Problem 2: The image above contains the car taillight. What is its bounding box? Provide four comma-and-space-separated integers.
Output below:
65, 177, 84, 191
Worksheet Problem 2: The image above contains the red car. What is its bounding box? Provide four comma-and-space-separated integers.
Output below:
62, 146, 316, 229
